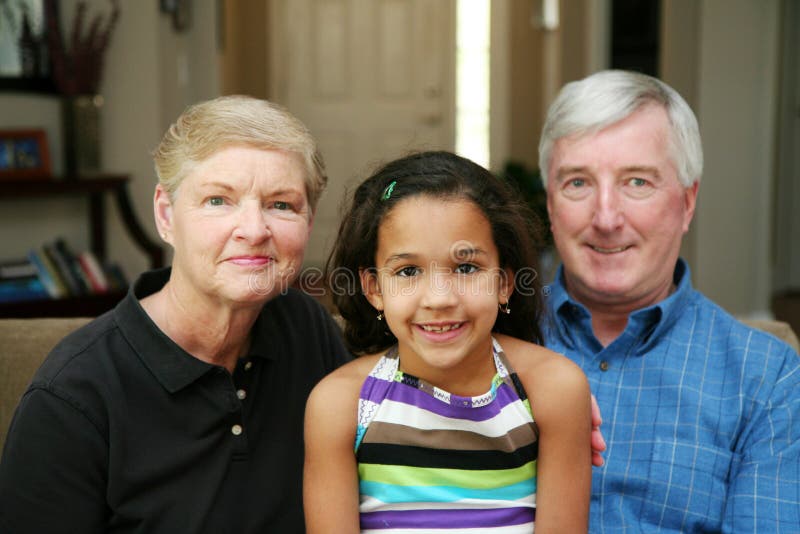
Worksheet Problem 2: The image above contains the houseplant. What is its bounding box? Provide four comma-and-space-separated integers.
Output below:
45, 0, 120, 176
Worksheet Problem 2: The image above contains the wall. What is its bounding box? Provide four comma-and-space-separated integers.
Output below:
0, 0, 219, 282
505, 0, 592, 172
773, 0, 800, 293
694, 0, 780, 316
506, 0, 545, 171
660, 0, 700, 269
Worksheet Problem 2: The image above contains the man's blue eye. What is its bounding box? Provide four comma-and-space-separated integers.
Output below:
569, 178, 585, 187
630, 178, 647, 187
208, 197, 224, 206
273, 201, 289, 210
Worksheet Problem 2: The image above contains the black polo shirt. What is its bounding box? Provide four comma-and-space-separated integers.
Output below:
0, 268, 351, 533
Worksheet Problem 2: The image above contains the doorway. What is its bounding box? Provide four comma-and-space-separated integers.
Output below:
269, 0, 456, 266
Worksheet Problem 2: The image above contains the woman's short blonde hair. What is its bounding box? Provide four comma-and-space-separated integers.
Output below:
153, 95, 327, 210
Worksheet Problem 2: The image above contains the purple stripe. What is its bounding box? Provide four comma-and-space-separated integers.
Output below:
360, 375, 523, 422
360, 506, 534, 530
360, 374, 395, 406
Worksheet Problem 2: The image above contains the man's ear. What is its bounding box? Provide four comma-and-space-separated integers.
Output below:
682, 181, 700, 233
359, 268, 384, 312
153, 184, 174, 244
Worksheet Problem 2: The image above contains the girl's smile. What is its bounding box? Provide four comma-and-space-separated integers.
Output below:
362, 195, 511, 394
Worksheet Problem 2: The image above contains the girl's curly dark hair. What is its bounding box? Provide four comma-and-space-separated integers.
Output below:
325, 150, 545, 355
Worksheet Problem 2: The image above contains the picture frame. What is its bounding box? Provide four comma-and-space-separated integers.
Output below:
0, 129, 51, 179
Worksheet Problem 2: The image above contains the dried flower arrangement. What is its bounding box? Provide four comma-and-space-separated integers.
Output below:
45, 0, 120, 95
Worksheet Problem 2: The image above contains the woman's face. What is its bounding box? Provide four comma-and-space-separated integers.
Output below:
155, 145, 312, 307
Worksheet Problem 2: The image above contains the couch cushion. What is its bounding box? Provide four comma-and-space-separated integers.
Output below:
0, 318, 92, 453
741, 319, 800, 353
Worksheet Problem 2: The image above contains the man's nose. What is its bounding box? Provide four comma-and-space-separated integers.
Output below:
591, 184, 624, 232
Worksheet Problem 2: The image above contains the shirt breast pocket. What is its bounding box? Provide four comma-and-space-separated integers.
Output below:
643, 439, 738, 532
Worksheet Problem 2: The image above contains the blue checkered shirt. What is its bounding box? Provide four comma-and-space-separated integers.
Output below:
543, 259, 800, 532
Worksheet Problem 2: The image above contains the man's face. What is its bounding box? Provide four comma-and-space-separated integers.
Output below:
546, 104, 698, 312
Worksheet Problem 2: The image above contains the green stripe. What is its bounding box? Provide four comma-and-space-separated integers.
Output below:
359, 460, 536, 489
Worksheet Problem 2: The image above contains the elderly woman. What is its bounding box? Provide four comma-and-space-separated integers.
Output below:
0, 96, 351, 533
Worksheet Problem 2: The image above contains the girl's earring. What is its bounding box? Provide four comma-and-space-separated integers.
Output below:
498, 302, 511, 315
376, 311, 384, 321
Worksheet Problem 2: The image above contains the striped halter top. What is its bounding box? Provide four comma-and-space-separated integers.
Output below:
355, 338, 538, 533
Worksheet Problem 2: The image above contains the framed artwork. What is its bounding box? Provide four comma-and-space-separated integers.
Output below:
0, 129, 51, 179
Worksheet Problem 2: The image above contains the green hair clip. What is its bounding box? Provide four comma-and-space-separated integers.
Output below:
381, 180, 396, 201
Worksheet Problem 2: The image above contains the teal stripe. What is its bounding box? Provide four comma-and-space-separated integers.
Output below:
354, 424, 367, 451
359, 477, 536, 504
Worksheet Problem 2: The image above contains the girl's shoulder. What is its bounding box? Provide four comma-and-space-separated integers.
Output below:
305, 352, 385, 437
311, 352, 384, 396
494, 334, 589, 402
494, 334, 577, 373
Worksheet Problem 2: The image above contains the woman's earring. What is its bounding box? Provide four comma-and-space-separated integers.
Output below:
498, 302, 511, 314
376, 311, 384, 321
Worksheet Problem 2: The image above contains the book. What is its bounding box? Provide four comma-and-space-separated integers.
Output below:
43, 241, 83, 296
77, 250, 110, 293
0, 275, 49, 303
53, 238, 93, 295
0, 259, 37, 280
103, 262, 128, 292
27, 248, 68, 298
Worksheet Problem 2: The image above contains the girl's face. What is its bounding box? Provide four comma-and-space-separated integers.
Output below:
361, 195, 512, 395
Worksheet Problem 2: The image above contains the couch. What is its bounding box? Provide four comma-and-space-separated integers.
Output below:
1, 316, 798, 453
0, 318, 92, 453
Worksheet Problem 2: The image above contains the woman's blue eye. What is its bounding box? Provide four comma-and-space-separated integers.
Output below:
273, 201, 291, 210
208, 197, 224, 206
397, 266, 420, 277
455, 263, 478, 274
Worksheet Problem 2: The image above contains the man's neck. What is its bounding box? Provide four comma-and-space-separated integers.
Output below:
589, 309, 630, 347
566, 282, 677, 348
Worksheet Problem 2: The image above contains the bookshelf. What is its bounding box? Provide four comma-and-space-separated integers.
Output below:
0, 175, 164, 318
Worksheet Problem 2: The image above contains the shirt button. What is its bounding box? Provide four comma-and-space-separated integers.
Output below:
231, 424, 243, 436
599, 361, 609, 371
236, 389, 247, 400
244, 361, 253, 371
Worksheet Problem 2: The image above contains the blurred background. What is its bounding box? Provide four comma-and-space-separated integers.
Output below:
0, 0, 797, 330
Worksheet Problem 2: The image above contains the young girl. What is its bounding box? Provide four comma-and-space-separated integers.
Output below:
304, 151, 591, 533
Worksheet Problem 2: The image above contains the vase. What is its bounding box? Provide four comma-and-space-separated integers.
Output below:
61, 95, 104, 178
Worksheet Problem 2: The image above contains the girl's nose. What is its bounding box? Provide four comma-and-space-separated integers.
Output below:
420, 268, 459, 309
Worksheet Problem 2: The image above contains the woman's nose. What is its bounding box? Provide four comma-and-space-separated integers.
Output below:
234, 203, 272, 242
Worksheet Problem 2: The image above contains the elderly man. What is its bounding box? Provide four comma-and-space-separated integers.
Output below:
540, 70, 800, 532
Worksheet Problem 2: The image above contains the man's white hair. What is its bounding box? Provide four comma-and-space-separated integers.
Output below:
539, 70, 703, 188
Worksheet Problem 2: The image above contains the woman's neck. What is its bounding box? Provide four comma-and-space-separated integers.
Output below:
140, 280, 261, 374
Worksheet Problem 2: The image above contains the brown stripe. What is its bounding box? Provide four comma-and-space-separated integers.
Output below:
361, 420, 538, 453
